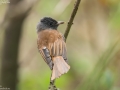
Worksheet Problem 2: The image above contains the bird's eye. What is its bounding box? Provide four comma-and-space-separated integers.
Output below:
49, 23, 52, 26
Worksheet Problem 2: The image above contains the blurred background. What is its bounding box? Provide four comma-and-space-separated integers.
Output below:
0, 0, 120, 90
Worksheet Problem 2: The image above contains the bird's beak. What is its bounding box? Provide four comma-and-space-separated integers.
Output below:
57, 21, 65, 25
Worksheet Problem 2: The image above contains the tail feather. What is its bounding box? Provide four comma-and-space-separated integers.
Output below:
51, 56, 70, 80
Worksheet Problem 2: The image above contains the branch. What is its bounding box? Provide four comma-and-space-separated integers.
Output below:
64, 0, 81, 41
48, 0, 81, 90
49, 80, 59, 90
1, 0, 38, 89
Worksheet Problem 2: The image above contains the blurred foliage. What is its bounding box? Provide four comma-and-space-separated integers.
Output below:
76, 39, 120, 90
107, 0, 120, 30
1, 0, 120, 90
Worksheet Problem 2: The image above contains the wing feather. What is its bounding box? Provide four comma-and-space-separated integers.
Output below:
53, 42, 56, 56
59, 40, 63, 56
37, 30, 68, 70
39, 49, 47, 63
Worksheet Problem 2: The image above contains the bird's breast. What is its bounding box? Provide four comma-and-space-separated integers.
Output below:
37, 30, 60, 48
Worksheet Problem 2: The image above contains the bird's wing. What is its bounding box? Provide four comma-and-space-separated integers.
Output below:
37, 38, 53, 70
37, 30, 68, 70
48, 32, 68, 63
59, 33, 68, 63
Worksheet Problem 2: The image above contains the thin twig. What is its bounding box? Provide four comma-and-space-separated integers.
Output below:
64, 0, 81, 41
48, 0, 81, 90
49, 80, 58, 90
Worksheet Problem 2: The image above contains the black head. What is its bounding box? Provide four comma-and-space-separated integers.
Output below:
41, 17, 58, 28
37, 17, 64, 32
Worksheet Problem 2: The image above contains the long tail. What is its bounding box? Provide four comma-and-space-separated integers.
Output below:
51, 56, 70, 80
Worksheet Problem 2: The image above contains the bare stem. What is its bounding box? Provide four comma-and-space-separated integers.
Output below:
64, 0, 81, 41
48, 0, 81, 90
48, 80, 58, 90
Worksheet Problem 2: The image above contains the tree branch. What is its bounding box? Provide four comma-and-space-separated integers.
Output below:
0, 0, 38, 90
64, 0, 81, 41
49, 80, 58, 90
48, 0, 81, 90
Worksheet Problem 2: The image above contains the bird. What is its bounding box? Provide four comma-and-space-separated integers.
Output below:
36, 17, 70, 80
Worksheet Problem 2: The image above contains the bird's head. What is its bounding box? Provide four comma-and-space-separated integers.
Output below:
37, 17, 64, 32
